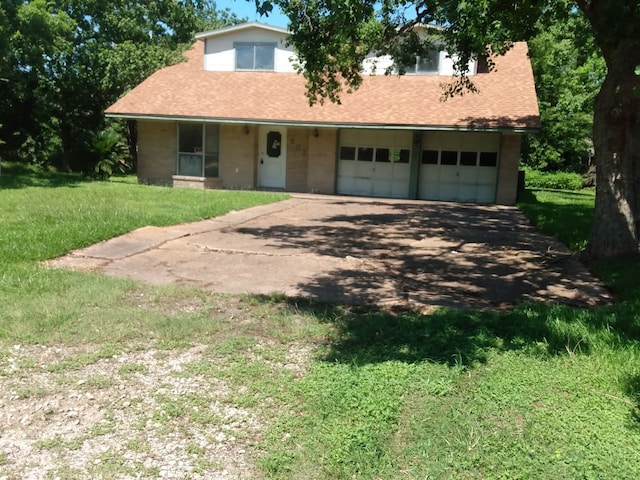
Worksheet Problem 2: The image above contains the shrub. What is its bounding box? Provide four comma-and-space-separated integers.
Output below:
522, 167, 584, 190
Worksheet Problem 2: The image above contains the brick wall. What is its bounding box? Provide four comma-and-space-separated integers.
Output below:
219, 124, 257, 189
286, 128, 309, 192
496, 133, 522, 205
307, 128, 337, 194
137, 120, 176, 185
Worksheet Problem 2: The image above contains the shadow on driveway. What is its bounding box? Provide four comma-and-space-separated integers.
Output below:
49, 195, 611, 310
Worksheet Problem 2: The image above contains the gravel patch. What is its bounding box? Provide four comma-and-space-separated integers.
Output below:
0, 342, 305, 479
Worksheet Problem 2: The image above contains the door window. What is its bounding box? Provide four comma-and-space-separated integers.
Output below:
266, 131, 282, 157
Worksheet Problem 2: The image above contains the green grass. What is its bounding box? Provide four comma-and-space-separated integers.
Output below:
0, 162, 288, 264
1, 164, 639, 479
518, 188, 595, 251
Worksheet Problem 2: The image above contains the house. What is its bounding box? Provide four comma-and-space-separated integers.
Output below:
105, 22, 539, 204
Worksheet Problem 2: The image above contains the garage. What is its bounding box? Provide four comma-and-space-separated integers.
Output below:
336, 130, 412, 198
419, 131, 501, 203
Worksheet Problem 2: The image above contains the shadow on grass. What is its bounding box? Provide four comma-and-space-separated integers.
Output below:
0, 163, 86, 189
517, 189, 594, 251
267, 293, 640, 421
261, 295, 639, 367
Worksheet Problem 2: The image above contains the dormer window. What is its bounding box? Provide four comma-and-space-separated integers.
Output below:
235, 42, 275, 71
408, 49, 440, 74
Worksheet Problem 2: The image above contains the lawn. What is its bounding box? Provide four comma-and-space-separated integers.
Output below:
1, 165, 639, 479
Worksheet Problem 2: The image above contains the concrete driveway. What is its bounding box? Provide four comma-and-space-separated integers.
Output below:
49, 194, 611, 310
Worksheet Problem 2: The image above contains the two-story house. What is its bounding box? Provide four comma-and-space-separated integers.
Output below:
106, 22, 539, 204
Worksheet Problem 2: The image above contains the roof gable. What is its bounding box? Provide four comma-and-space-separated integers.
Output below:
195, 22, 288, 40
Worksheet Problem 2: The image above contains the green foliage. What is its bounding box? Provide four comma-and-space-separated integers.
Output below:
522, 167, 584, 191
522, 9, 605, 172
0, 1, 242, 170
261, 0, 548, 103
87, 125, 131, 179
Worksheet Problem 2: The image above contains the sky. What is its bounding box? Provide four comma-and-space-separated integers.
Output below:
216, 0, 289, 28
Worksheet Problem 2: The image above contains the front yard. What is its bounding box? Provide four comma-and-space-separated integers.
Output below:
1, 165, 639, 478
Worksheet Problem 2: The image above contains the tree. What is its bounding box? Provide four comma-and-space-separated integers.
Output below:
253, 0, 640, 260
0, 1, 240, 171
523, 9, 605, 172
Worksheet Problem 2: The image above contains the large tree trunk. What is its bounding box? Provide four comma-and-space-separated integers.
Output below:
585, 39, 640, 259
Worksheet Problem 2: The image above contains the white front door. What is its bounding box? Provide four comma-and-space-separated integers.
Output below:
259, 126, 287, 188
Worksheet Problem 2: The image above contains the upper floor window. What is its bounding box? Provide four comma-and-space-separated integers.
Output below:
235, 42, 275, 71
407, 49, 440, 74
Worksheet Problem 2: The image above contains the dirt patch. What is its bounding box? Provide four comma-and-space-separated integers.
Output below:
48, 195, 612, 309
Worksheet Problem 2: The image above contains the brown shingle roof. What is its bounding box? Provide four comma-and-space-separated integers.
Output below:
106, 40, 539, 131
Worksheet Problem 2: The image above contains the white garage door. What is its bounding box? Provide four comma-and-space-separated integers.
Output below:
419, 132, 500, 203
337, 130, 412, 198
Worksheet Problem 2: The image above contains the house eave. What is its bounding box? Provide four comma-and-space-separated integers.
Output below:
195, 21, 289, 40
105, 112, 539, 133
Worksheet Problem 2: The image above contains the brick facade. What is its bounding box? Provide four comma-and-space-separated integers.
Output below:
219, 124, 257, 189
496, 133, 522, 205
135, 121, 520, 204
137, 120, 176, 185
286, 128, 309, 192
307, 129, 337, 194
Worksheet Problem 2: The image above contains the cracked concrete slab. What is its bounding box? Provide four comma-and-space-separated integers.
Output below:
47, 194, 612, 310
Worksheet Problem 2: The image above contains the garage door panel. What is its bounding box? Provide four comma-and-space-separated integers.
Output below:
418, 143, 498, 203
337, 131, 411, 198
391, 179, 410, 198
375, 163, 393, 178
392, 163, 410, 179
477, 185, 496, 203
354, 178, 373, 196
439, 166, 458, 183
477, 167, 497, 184
373, 178, 392, 197
457, 185, 478, 203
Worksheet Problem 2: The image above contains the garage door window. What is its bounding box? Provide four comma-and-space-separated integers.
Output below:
340, 146, 356, 160
395, 149, 411, 163
358, 147, 374, 161
375, 148, 411, 163
460, 151, 477, 166
441, 151, 458, 165
422, 150, 438, 164
480, 152, 498, 167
